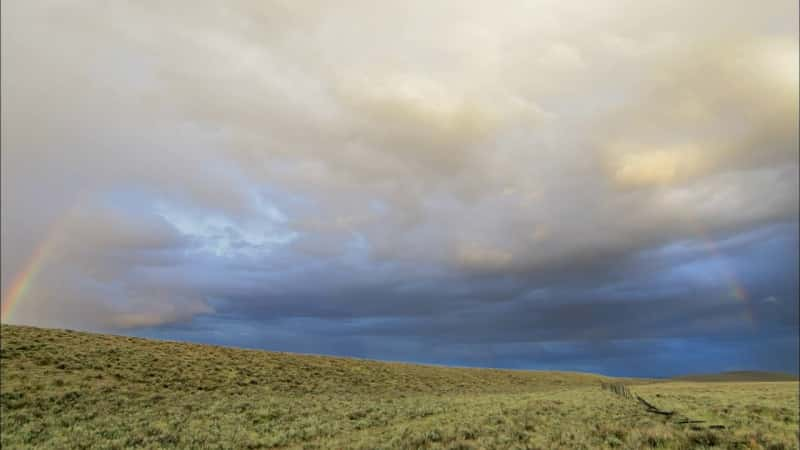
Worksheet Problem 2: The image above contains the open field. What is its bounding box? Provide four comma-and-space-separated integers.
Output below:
1, 325, 798, 449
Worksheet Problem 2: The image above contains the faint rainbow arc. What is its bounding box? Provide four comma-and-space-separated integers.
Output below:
692, 227, 754, 329
700, 239, 749, 300
1, 219, 66, 322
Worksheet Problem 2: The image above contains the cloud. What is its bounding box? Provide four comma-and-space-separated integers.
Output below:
600, 36, 799, 190
609, 144, 707, 187
455, 243, 514, 271
1, 0, 797, 374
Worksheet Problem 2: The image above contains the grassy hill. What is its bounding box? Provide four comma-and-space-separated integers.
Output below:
1, 324, 798, 449
673, 371, 799, 382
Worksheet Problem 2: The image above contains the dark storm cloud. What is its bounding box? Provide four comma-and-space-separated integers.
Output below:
2, 0, 797, 375
160, 223, 798, 375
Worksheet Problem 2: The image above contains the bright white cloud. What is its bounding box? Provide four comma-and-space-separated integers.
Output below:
1, 0, 797, 329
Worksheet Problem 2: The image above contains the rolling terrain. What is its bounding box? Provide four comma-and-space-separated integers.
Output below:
1, 325, 798, 449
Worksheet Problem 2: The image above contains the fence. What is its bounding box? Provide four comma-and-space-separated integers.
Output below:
600, 382, 633, 399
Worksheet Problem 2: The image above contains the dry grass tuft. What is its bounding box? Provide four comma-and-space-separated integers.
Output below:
1, 324, 798, 449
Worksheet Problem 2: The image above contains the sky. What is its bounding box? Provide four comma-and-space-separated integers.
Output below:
1, 0, 798, 377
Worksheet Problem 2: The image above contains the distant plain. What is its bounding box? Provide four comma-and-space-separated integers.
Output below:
1, 325, 797, 449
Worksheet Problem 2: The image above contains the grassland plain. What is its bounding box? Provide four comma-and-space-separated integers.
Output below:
0, 325, 797, 449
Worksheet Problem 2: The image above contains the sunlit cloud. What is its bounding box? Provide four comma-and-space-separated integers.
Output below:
1, 0, 797, 374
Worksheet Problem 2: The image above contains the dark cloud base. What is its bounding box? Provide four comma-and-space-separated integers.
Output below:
127, 223, 799, 377
2, 0, 797, 378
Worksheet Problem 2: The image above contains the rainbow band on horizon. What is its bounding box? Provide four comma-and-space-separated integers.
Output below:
0, 215, 756, 327
697, 232, 754, 328
1, 222, 64, 322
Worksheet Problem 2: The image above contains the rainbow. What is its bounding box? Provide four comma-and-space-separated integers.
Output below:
1, 222, 64, 322
697, 232, 754, 328
0, 206, 759, 329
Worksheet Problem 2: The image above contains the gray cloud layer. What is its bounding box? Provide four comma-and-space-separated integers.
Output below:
2, 1, 797, 374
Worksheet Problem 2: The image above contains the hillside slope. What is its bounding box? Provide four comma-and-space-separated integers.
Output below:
1, 324, 797, 449
0, 325, 604, 396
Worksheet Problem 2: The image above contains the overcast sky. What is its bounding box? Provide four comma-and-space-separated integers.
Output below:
2, 0, 798, 376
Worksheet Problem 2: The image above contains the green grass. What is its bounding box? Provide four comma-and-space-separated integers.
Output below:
1, 324, 798, 449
